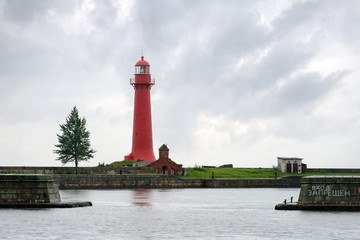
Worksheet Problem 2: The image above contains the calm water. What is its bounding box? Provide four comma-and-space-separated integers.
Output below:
0, 188, 359, 239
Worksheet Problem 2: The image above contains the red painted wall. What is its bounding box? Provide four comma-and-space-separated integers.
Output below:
151, 158, 183, 176
150, 145, 183, 175
124, 56, 156, 162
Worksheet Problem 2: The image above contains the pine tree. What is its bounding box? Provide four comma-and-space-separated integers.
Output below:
54, 106, 96, 174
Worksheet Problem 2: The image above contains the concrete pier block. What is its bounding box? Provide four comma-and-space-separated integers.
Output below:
275, 176, 360, 211
0, 174, 91, 208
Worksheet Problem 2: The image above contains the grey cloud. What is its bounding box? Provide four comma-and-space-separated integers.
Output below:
2, 0, 74, 23
152, 0, 347, 124
275, 71, 347, 111
2, 0, 51, 22
239, 44, 316, 93
321, 1, 360, 50
88, 2, 118, 27
273, 1, 321, 34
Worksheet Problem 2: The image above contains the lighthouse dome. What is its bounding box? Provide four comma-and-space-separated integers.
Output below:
135, 56, 150, 66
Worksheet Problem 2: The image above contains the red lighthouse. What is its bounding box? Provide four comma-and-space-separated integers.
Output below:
124, 55, 156, 162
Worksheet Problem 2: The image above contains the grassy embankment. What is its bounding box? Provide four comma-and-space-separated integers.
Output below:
100, 161, 140, 167
2, 160, 358, 178
181, 167, 360, 179
100, 161, 360, 178
2, 163, 359, 178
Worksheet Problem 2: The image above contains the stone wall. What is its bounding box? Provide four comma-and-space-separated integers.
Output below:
307, 168, 360, 173
0, 166, 154, 175
52, 174, 301, 189
0, 174, 60, 203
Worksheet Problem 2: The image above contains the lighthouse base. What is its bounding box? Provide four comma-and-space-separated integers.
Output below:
124, 153, 156, 162
124, 153, 134, 161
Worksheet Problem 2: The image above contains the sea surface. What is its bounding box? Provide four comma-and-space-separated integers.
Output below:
0, 188, 358, 239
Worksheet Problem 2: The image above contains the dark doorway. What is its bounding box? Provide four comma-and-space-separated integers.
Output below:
162, 166, 168, 175
286, 163, 292, 173
293, 163, 298, 173
302, 164, 307, 173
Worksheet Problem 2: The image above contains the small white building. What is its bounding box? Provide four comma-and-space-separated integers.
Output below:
277, 157, 304, 173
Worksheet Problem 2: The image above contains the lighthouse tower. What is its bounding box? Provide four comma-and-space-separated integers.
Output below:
124, 55, 156, 162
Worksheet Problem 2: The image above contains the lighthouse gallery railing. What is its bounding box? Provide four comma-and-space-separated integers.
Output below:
130, 78, 155, 85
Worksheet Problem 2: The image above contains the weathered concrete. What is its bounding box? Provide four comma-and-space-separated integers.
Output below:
0, 174, 92, 208
307, 168, 360, 173
275, 203, 360, 211
298, 176, 360, 205
3, 166, 360, 175
275, 176, 360, 211
0, 201, 92, 209
52, 174, 301, 189
0, 174, 60, 203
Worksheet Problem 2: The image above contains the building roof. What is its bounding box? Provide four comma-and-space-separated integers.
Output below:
277, 157, 303, 160
135, 56, 150, 66
159, 144, 169, 151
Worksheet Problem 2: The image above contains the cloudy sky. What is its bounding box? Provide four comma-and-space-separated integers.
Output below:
0, 0, 359, 168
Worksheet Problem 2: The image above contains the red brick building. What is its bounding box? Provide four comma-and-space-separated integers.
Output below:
150, 144, 183, 175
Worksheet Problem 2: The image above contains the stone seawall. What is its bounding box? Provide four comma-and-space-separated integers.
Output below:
52, 175, 301, 189
307, 168, 360, 174
0, 166, 154, 175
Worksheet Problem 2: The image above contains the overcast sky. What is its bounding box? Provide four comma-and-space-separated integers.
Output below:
1, 0, 359, 168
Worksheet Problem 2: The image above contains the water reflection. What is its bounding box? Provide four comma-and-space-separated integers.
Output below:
132, 189, 152, 207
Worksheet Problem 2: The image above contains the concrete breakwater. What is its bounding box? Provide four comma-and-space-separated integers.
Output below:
0, 174, 60, 203
52, 175, 301, 189
298, 176, 360, 205
276, 176, 360, 210
0, 174, 92, 208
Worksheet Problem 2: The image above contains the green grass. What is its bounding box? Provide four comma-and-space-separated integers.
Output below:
0, 170, 22, 174
182, 168, 280, 178
104, 160, 144, 167
181, 168, 360, 179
